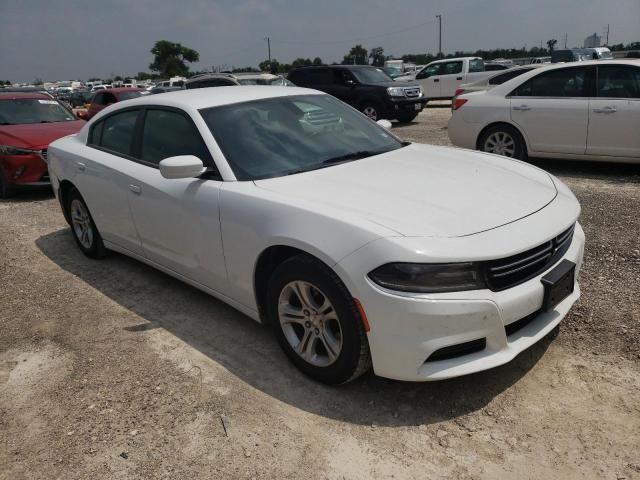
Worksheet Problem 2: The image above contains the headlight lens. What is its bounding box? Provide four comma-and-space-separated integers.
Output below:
0, 145, 37, 156
386, 87, 406, 97
368, 262, 487, 293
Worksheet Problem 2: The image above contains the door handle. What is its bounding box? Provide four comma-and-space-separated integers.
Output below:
76, 162, 86, 171
129, 184, 141, 194
456, 77, 463, 80
593, 106, 617, 113
433, 78, 440, 82
513, 105, 531, 111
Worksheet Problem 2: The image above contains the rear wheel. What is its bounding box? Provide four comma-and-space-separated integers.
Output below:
267, 255, 371, 384
479, 124, 526, 160
66, 188, 108, 259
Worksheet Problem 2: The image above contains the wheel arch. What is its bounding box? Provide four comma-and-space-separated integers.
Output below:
253, 244, 353, 325
475, 121, 530, 154
58, 179, 77, 225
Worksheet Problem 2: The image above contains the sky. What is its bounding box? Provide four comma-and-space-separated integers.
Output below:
1, 0, 639, 82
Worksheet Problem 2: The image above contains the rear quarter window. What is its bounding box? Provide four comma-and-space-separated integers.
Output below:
469, 59, 485, 73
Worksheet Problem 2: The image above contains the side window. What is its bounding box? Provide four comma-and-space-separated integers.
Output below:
512, 67, 586, 97
89, 121, 104, 145
93, 92, 104, 105
416, 63, 442, 79
489, 68, 531, 85
468, 59, 485, 73
98, 110, 139, 156
103, 93, 117, 105
304, 68, 331, 85
140, 109, 212, 166
333, 69, 355, 85
597, 66, 640, 99
443, 61, 463, 75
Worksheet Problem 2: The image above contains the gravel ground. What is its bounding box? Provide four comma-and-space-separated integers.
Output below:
1, 107, 639, 480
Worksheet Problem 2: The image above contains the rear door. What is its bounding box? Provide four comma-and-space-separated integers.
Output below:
510, 66, 591, 155
80, 108, 144, 255
587, 64, 640, 158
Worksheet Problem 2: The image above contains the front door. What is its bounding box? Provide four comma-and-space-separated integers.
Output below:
587, 65, 640, 158
415, 63, 443, 98
125, 107, 228, 292
510, 66, 590, 155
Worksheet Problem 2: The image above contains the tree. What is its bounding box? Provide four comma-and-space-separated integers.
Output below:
342, 45, 368, 65
149, 40, 199, 78
369, 46, 385, 67
312, 57, 323, 65
547, 39, 558, 55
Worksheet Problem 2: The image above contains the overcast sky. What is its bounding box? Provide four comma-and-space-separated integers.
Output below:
1, 0, 638, 82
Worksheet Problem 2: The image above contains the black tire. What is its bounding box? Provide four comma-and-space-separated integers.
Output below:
397, 112, 418, 124
65, 188, 108, 259
360, 102, 382, 121
0, 168, 17, 199
478, 124, 527, 160
266, 255, 371, 384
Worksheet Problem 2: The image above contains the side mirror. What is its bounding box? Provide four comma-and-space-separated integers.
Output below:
159, 155, 205, 179
345, 79, 356, 86
376, 119, 393, 130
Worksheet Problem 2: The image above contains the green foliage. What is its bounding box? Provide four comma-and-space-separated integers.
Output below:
369, 47, 385, 67
342, 45, 368, 65
547, 39, 558, 54
149, 40, 200, 77
312, 57, 323, 65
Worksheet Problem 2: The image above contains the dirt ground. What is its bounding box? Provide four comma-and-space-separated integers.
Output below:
1, 107, 639, 480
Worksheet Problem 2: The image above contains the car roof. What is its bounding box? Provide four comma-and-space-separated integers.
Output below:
106, 87, 144, 93
0, 91, 52, 100
103, 86, 323, 111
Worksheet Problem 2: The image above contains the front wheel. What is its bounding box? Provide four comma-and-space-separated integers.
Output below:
479, 124, 526, 160
66, 188, 108, 259
267, 255, 371, 384
360, 103, 381, 121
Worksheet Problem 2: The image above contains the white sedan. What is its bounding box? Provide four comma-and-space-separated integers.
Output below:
48, 87, 584, 384
448, 60, 640, 162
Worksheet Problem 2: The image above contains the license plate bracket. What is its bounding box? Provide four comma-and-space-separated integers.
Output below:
541, 259, 576, 311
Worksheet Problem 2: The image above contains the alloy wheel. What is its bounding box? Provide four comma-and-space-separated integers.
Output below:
70, 199, 94, 249
278, 281, 343, 367
362, 106, 379, 121
484, 131, 516, 157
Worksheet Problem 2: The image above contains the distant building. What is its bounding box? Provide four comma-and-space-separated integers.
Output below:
584, 33, 601, 48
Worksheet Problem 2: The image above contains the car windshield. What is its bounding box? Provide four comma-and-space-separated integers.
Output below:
0, 98, 75, 125
117, 91, 143, 101
351, 68, 393, 84
200, 94, 403, 180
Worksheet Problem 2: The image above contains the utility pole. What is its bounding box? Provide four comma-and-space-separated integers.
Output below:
436, 15, 442, 58
606, 24, 610, 45
564, 33, 568, 48
265, 37, 271, 62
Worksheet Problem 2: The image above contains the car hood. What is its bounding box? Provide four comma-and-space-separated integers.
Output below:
0, 120, 85, 149
369, 80, 419, 88
255, 144, 558, 238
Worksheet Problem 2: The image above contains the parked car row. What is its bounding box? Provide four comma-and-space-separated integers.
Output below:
448, 60, 640, 162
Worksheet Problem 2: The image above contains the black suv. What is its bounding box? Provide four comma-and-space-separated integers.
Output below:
288, 65, 426, 123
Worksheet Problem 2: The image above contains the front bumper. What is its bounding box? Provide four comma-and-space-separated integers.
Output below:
383, 97, 428, 118
1, 154, 49, 186
338, 222, 585, 381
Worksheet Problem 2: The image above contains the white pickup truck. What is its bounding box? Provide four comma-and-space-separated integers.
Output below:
397, 57, 494, 100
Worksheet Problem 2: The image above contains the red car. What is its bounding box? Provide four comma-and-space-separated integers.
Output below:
86, 88, 145, 119
0, 92, 84, 197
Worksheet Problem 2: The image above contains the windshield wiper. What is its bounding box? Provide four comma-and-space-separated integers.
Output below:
321, 150, 387, 165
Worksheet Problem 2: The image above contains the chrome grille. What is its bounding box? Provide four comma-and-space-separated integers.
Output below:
486, 225, 575, 291
403, 87, 421, 98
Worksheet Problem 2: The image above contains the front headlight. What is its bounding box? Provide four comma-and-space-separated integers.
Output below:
368, 262, 487, 293
0, 145, 37, 156
386, 87, 406, 97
